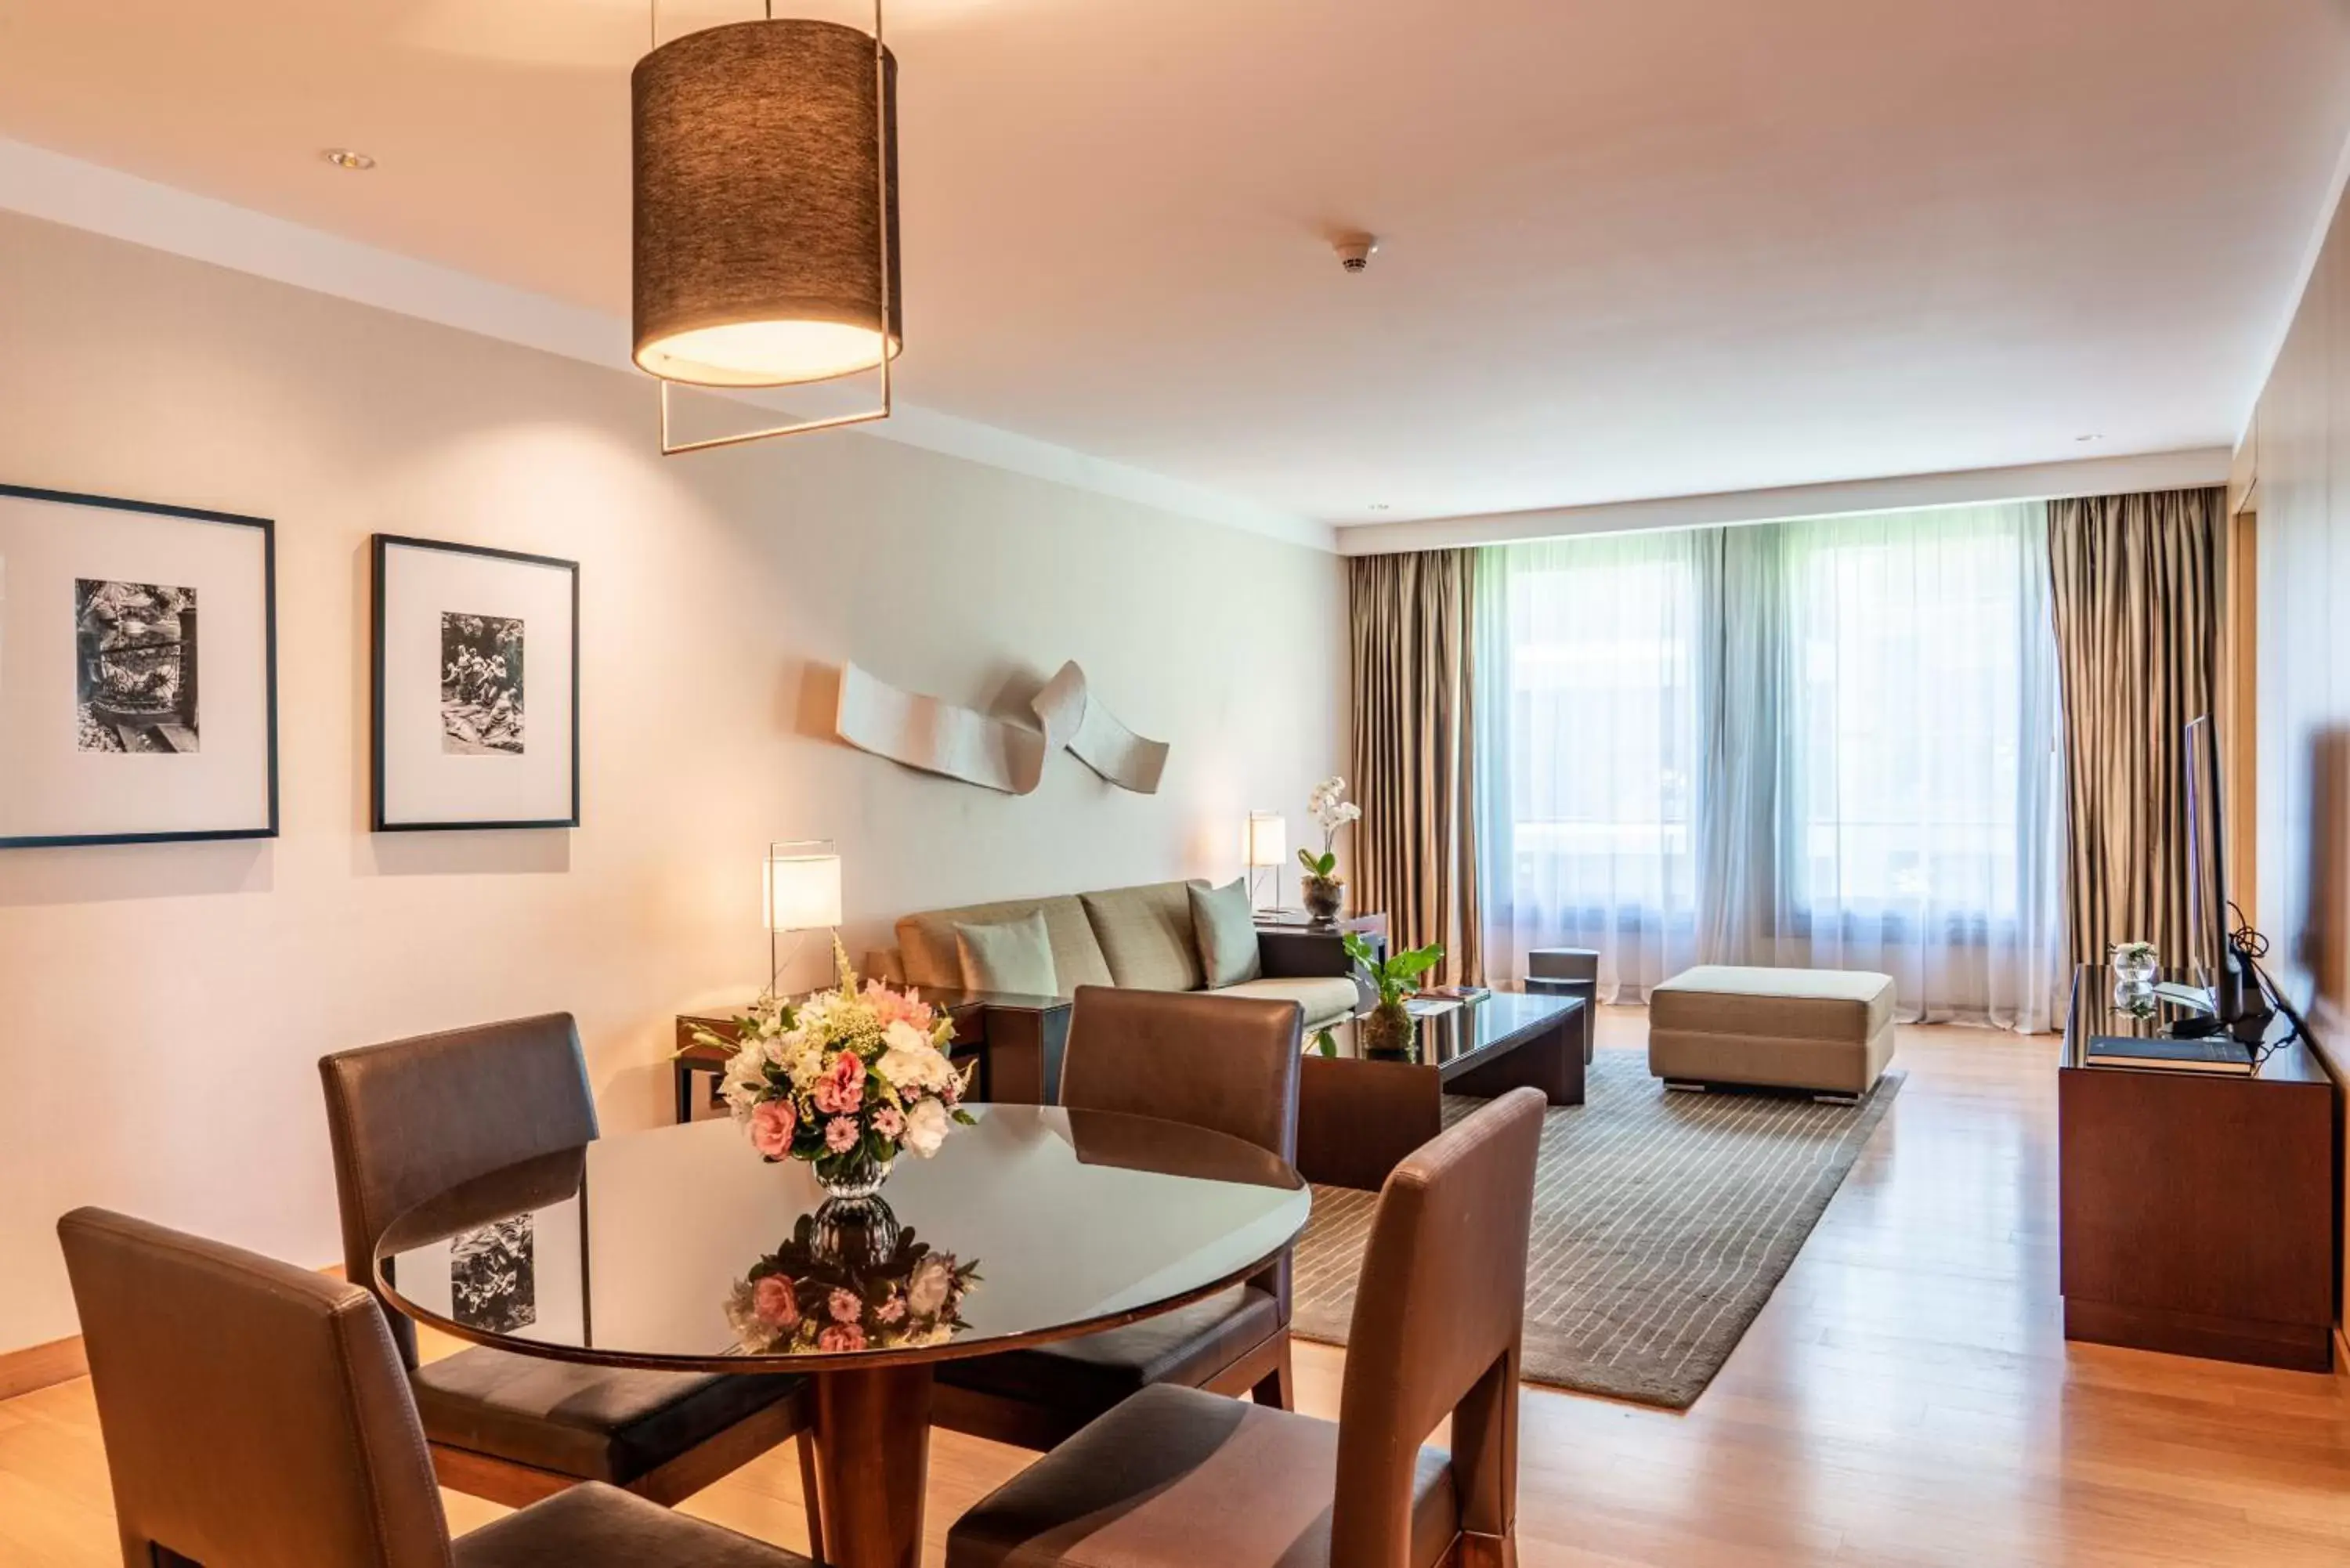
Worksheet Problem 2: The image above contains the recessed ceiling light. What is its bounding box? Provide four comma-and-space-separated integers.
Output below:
322, 149, 376, 171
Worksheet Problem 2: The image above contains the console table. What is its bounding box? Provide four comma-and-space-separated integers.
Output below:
2058, 965, 2339, 1371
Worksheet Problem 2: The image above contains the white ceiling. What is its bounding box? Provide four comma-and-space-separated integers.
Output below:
0, 0, 2345, 529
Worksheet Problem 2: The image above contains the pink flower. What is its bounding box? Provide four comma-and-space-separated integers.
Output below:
749, 1099, 797, 1159
812, 1051, 865, 1115
753, 1276, 800, 1329
864, 980, 935, 1032
875, 1294, 906, 1324
829, 1288, 862, 1324
870, 1104, 905, 1140
825, 1116, 860, 1153
818, 1323, 866, 1353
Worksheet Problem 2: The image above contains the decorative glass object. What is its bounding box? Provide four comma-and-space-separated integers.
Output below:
2111, 941, 2158, 985
816, 1144, 894, 1201
1303, 873, 1344, 924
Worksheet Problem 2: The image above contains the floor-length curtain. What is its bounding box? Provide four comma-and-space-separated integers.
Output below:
1725, 505, 2066, 1030
1349, 551, 1481, 985
2047, 487, 2223, 968
1473, 528, 1706, 1001
1474, 501, 2066, 1030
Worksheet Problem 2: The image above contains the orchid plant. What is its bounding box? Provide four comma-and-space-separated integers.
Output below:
1298, 775, 1362, 881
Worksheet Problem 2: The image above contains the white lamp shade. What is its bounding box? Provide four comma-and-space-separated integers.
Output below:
1245, 812, 1287, 868
765, 846, 843, 931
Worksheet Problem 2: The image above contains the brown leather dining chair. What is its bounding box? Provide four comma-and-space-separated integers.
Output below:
319, 1013, 822, 1545
56, 1206, 816, 1568
945, 1086, 1548, 1568
931, 986, 1305, 1451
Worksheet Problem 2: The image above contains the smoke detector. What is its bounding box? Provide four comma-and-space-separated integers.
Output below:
1333, 233, 1379, 274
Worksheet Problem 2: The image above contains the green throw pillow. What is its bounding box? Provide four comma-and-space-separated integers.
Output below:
1188, 876, 1263, 988
954, 909, 1059, 997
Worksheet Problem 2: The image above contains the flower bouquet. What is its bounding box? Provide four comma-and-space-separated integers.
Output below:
1299, 775, 1362, 923
725, 1204, 981, 1356
691, 942, 976, 1198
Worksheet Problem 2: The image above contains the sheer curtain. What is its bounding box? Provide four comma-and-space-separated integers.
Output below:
1477, 501, 2066, 1031
1473, 529, 1705, 999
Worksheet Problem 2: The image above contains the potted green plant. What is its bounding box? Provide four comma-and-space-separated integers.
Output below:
1298, 776, 1361, 924
1343, 930, 1444, 1060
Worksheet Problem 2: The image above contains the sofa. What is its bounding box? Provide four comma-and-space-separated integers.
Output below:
868, 880, 1366, 1032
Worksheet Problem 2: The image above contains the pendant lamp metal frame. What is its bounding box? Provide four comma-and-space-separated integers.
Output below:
649, 0, 894, 457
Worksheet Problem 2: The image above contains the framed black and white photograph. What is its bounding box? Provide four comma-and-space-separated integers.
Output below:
0, 483, 277, 848
372, 534, 578, 831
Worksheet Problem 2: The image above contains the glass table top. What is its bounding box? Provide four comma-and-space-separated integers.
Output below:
1329, 989, 1582, 1070
375, 1106, 1309, 1372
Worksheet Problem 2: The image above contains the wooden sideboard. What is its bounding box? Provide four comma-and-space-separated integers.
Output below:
2058, 966, 2340, 1371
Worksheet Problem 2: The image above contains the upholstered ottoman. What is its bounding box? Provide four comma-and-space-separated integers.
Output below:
1649, 966, 1895, 1100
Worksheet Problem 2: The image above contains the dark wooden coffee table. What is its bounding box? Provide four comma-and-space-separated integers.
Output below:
1297, 991, 1584, 1190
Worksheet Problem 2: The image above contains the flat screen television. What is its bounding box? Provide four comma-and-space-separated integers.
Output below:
2180, 714, 2249, 1026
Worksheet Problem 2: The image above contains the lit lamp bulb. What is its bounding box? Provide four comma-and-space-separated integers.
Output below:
765, 842, 843, 985
1245, 812, 1286, 912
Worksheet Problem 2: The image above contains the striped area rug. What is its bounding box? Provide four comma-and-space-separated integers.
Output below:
1289, 1049, 1901, 1409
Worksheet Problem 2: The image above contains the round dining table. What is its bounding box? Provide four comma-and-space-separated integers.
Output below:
374, 1104, 1312, 1568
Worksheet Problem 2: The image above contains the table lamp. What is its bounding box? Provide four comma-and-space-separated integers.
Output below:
765, 840, 844, 985
1245, 811, 1286, 912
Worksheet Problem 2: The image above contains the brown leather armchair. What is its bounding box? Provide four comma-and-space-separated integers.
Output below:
944, 1086, 1548, 1568
56, 1207, 816, 1568
318, 1013, 822, 1541
930, 987, 1305, 1451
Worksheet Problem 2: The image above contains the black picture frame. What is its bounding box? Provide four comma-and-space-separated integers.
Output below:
371, 533, 581, 833
0, 482, 279, 850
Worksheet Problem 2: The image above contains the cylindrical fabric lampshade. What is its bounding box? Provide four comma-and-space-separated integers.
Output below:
633, 18, 902, 388
765, 844, 844, 932
1246, 812, 1287, 869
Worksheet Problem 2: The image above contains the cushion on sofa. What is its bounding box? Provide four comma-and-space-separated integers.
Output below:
955, 911, 1059, 996
1080, 883, 1207, 992
897, 895, 1112, 995
1188, 877, 1264, 988
1212, 976, 1358, 1030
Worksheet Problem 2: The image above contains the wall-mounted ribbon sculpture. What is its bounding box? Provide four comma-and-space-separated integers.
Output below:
834, 660, 1169, 795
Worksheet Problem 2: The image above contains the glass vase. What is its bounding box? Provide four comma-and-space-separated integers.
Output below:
813, 1143, 894, 1201
2110, 945, 2158, 985
1303, 875, 1344, 925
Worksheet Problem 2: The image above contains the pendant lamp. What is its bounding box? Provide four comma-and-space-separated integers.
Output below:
632, 2, 899, 453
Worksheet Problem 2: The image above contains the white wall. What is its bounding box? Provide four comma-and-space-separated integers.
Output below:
0, 211, 1347, 1353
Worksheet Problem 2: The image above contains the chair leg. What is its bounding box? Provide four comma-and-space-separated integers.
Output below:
796, 1429, 826, 1563
1451, 1529, 1517, 1567
1250, 1335, 1296, 1410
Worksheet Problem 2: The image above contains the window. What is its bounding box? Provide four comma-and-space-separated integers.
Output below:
1477, 502, 2064, 1030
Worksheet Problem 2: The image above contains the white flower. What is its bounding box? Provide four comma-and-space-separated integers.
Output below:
902, 1097, 951, 1158
877, 1035, 954, 1095
907, 1254, 953, 1314
719, 1050, 768, 1120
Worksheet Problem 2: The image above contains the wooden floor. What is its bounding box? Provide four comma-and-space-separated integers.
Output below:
8, 1013, 2350, 1566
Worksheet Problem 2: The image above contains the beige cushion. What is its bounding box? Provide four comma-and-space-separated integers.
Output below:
1649, 965, 1896, 1094
955, 911, 1059, 997
898, 895, 1112, 995
1212, 976, 1359, 1030
1081, 883, 1206, 992
1188, 877, 1263, 989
